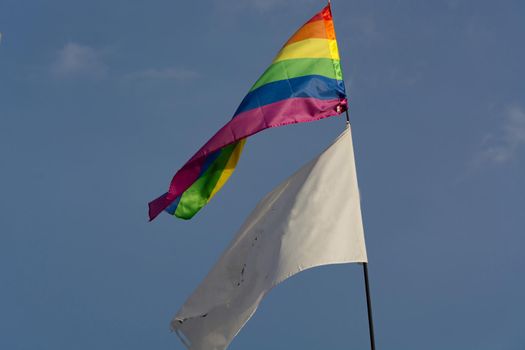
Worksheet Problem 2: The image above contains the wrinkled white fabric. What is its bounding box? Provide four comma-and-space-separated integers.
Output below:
172, 126, 367, 350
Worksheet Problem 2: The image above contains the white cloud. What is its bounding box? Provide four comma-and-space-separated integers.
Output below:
480, 105, 525, 164
249, 0, 287, 11
349, 16, 381, 43
52, 42, 108, 79
213, 0, 313, 13
125, 67, 199, 81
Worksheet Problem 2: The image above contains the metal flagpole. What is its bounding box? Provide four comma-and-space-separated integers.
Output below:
344, 109, 376, 350
363, 263, 376, 350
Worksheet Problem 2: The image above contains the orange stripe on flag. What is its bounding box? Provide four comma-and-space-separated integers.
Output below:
285, 19, 335, 46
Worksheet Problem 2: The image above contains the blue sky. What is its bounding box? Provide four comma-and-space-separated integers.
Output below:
1, 0, 524, 349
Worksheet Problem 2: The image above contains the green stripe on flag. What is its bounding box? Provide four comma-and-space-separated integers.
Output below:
250, 58, 343, 92
174, 143, 238, 219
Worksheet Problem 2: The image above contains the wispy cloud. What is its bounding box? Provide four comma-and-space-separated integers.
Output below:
213, 0, 313, 13
349, 16, 382, 43
479, 105, 525, 164
124, 67, 199, 81
52, 42, 108, 79
248, 0, 291, 11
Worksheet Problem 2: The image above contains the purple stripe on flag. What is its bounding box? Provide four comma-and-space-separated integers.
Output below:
148, 97, 347, 220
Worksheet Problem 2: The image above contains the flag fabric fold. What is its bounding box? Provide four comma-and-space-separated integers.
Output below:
149, 4, 347, 221
171, 126, 367, 350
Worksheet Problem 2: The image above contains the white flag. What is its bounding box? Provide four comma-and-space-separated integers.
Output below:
172, 126, 368, 350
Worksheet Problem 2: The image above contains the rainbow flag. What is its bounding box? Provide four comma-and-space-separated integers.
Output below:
149, 3, 347, 221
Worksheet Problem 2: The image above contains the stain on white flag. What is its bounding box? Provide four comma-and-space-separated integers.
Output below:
172, 126, 368, 350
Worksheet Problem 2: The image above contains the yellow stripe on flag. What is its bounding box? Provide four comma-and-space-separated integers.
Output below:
273, 38, 339, 63
208, 139, 247, 201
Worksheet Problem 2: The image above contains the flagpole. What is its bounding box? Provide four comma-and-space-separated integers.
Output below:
362, 263, 376, 350
344, 109, 376, 350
